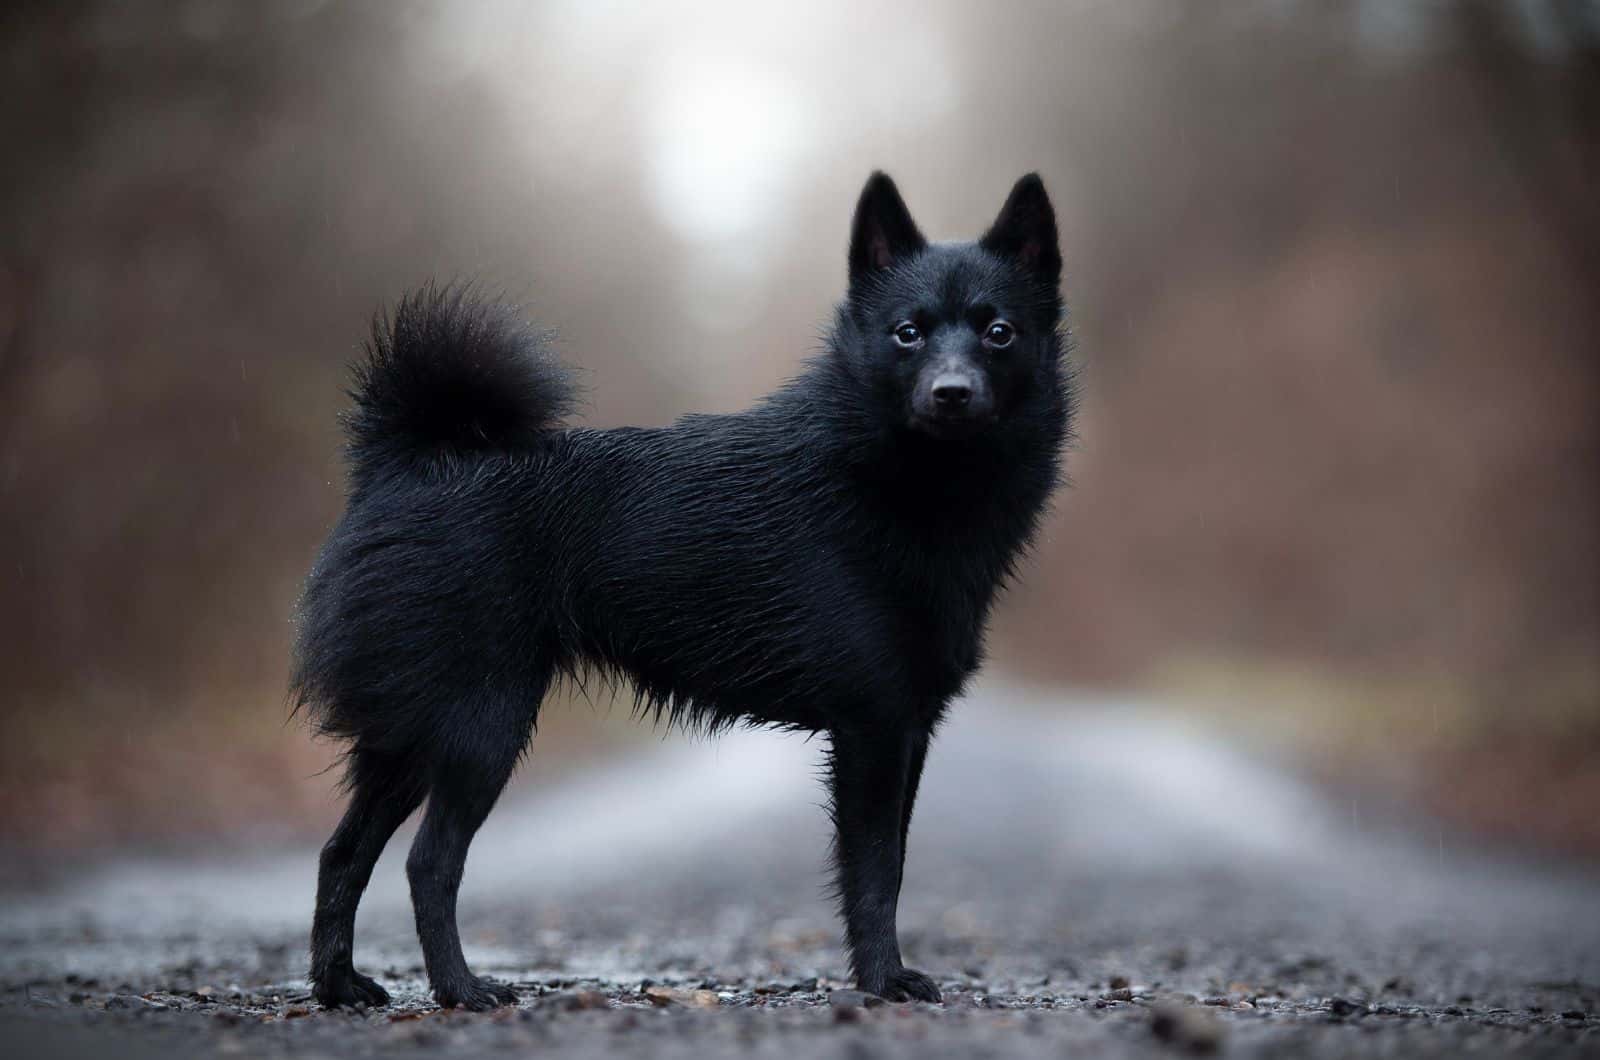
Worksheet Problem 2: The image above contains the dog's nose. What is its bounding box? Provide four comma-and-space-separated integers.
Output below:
930, 375, 973, 411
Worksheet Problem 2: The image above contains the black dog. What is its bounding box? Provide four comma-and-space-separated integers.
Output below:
293, 173, 1073, 1009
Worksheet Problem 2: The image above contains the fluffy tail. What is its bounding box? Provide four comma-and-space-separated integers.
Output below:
344, 284, 579, 472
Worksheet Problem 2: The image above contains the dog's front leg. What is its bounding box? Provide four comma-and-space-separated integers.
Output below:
827, 725, 942, 1002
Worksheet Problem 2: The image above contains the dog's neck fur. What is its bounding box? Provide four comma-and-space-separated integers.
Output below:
749, 339, 1071, 618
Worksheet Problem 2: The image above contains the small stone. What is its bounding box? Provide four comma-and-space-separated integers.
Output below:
106, 994, 163, 1012
557, 990, 609, 1010
1328, 997, 1367, 1018
643, 986, 719, 1008
1104, 988, 1135, 1003
830, 989, 883, 1023
829, 988, 883, 1019
1151, 1002, 1225, 1054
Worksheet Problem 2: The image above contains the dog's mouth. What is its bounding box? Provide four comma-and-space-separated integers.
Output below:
908, 412, 997, 440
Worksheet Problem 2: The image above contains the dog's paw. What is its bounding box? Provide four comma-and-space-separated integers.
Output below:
873, 967, 943, 1004
313, 968, 392, 1009
435, 975, 518, 1011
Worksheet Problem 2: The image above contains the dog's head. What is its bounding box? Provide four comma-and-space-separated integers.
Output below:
838, 173, 1062, 440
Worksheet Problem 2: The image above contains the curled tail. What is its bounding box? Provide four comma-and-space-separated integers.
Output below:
345, 284, 579, 473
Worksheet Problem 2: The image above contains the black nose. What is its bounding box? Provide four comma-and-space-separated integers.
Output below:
931, 375, 972, 410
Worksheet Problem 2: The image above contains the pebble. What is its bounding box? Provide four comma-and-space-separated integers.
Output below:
1151, 1002, 1225, 1055
554, 990, 610, 1010
644, 986, 719, 1008
829, 989, 884, 1022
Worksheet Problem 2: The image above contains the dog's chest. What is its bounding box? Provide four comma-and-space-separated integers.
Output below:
859, 518, 1017, 699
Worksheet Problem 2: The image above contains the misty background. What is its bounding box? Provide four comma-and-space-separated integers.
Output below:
1, 1, 1596, 875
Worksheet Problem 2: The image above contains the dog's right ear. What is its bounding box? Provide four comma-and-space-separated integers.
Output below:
849, 172, 926, 285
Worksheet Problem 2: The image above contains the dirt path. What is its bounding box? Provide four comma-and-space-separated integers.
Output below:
4, 683, 1598, 1057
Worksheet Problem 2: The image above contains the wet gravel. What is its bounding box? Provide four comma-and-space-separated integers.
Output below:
4, 691, 1598, 1057
8, 964, 1599, 1059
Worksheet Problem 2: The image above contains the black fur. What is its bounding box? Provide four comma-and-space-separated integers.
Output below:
293, 173, 1074, 1009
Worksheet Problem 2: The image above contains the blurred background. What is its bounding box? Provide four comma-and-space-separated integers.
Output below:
1, 0, 1596, 878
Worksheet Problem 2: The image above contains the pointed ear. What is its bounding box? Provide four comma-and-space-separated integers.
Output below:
980, 173, 1060, 284
848, 172, 926, 284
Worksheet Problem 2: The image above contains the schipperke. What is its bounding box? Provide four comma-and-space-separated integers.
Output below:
293, 173, 1073, 1009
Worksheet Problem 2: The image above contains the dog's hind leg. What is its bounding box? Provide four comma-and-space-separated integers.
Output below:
310, 749, 427, 1008
406, 689, 539, 1010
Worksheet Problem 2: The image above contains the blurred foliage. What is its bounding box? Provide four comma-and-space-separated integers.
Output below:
1, 1, 1596, 860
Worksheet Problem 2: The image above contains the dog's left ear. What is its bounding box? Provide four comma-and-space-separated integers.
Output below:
981, 173, 1060, 284
849, 172, 926, 284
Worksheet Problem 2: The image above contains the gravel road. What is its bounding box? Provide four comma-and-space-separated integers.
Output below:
4, 683, 1598, 1058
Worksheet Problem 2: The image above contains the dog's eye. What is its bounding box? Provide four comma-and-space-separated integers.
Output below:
984, 320, 1015, 348
892, 323, 923, 348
